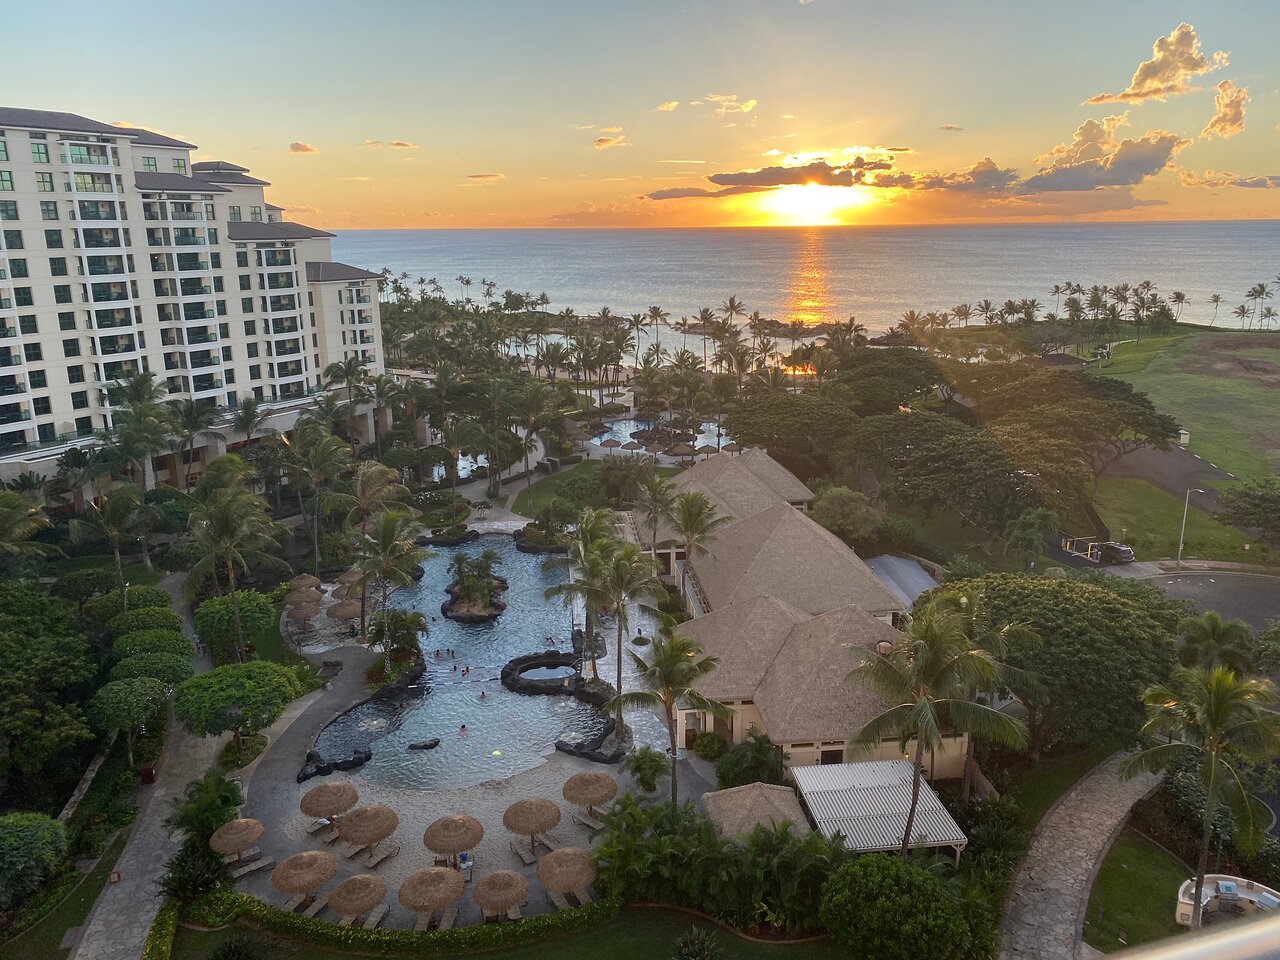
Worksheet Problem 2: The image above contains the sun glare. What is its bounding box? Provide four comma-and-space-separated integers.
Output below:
751, 183, 876, 226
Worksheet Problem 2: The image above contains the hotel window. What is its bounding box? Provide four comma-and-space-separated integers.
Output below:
13, 287, 32, 307
39, 201, 58, 220
0, 140, 6, 161
246, 342, 259, 358
204, 203, 215, 220
240, 297, 252, 313
224, 369, 235, 384
228, 205, 241, 222
250, 206, 262, 222
30, 142, 49, 163
239, 274, 251, 291
235, 251, 248, 268
36, 423, 54, 442
206, 228, 218, 243
243, 320, 256, 336
67, 365, 84, 384
0, 172, 13, 191
58, 312, 75, 331
49, 257, 67, 277
28, 370, 46, 389
35, 172, 54, 193
172, 158, 187, 175
71, 390, 89, 410
62, 339, 80, 357
53, 284, 72, 304
18, 315, 36, 334
2, 229, 20, 249
141, 157, 158, 173
44, 229, 62, 248
8, 259, 26, 279
210, 252, 220, 268
23, 343, 42, 362
33, 397, 51, 416
249, 364, 260, 380
0, 201, 17, 220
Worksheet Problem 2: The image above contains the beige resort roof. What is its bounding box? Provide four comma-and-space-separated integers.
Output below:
679, 596, 902, 743
703, 782, 810, 838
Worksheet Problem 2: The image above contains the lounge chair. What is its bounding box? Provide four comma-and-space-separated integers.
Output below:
283, 893, 306, 913
509, 838, 536, 866
343, 842, 368, 860
364, 842, 400, 869
222, 846, 260, 865
572, 811, 605, 832
305, 818, 332, 836
363, 904, 388, 930
414, 911, 434, 932
571, 887, 593, 905
535, 833, 560, 852
506, 904, 523, 921
229, 857, 273, 880
483, 908, 501, 923
547, 890, 573, 911
338, 914, 356, 927
303, 894, 329, 918
437, 904, 457, 930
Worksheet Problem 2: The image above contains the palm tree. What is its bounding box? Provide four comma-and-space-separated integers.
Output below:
69, 486, 151, 606
325, 460, 410, 535
1207, 294, 1222, 327
606, 632, 730, 805
283, 425, 352, 572
324, 356, 369, 404
1122, 667, 1280, 929
666, 492, 731, 601
629, 473, 675, 560
364, 373, 400, 458
509, 380, 558, 503
597, 543, 666, 728
0, 490, 52, 558
171, 399, 225, 490
230, 396, 274, 445
1177, 611, 1256, 675
188, 486, 287, 662
354, 509, 427, 671
851, 600, 1028, 855
544, 507, 619, 679
4, 472, 60, 511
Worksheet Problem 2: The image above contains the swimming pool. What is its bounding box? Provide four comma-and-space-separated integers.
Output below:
593, 418, 729, 449
314, 535, 667, 789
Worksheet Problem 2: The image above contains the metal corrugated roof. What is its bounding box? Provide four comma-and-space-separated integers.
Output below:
793, 760, 967, 853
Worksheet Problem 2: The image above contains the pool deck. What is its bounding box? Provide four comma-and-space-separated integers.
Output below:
239, 635, 714, 928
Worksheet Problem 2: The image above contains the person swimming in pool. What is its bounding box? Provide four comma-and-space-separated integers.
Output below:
459, 724, 468, 736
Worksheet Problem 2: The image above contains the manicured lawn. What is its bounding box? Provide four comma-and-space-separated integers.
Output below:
171, 907, 844, 959
1006, 745, 1112, 830
1083, 829, 1189, 953
0, 830, 130, 960
1093, 478, 1262, 563
252, 619, 307, 667
1092, 331, 1280, 481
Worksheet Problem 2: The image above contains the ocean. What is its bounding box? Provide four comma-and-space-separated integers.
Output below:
331, 222, 1280, 333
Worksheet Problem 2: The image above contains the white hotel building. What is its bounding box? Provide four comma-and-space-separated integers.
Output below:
0, 107, 383, 484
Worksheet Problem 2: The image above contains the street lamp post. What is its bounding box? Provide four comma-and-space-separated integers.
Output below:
1177, 488, 1206, 569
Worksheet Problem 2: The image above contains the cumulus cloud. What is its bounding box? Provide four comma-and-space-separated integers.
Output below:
466, 173, 506, 182
1201, 80, 1247, 140
705, 93, 758, 116
1019, 129, 1188, 192
655, 101, 680, 112
940, 123, 962, 131
289, 141, 318, 153
593, 135, 630, 150
1085, 22, 1227, 104
1034, 114, 1130, 166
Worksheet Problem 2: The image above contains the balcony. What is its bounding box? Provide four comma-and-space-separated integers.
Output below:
181, 309, 213, 322
186, 330, 218, 345
179, 284, 212, 298
261, 252, 293, 267
0, 408, 32, 425
169, 210, 204, 221
359, 335, 375, 345
191, 376, 223, 393
0, 326, 15, 339
189, 354, 220, 369
274, 344, 302, 357
173, 233, 205, 246
354, 294, 372, 305
64, 149, 111, 167
269, 321, 300, 335
0, 379, 27, 396
177, 260, 210, 272
0, 355, 24, 368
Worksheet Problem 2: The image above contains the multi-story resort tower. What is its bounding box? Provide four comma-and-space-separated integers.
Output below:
0, 107, 382, 485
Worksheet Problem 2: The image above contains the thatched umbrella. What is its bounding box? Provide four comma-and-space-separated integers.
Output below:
271, 851, 336, 897
301, 782, 359, 820
209, 818, 263, 861
472, 871, 528, 914
327, 599, 361, 621
562, 771, 617, 814
666, 443, 695, 460
502, 798, 561, 849
621, 440, 644, 451
286, 587, 321, 606
695, 444, 718, 458
336, 804, 399, 849
287, 604, 320, 622
536, 847, 596, 895
645, 442, 665, 454
328, 874, 386, 919
423, 815, 484, 865
329, 583, 353, 601
337, 568, 364, 585
721, 442, 740, 454
291, 573, 322, 589
599, 438, 621, 450
399, 867, 465, 916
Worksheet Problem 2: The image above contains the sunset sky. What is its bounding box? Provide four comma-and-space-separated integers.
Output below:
7, 0, 1280, 228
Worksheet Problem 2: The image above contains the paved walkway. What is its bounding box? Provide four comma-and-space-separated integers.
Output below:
68, 573, 225, 960
998, 753, 1160, 960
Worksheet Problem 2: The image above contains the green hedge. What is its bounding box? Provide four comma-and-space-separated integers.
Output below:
108, 608, 183, 638
83, 586, 172, 623
186, 891, 620, 956
114, 630, 192, 660
142, 899, 179, 960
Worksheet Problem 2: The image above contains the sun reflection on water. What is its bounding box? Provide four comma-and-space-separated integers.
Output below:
782, 229, 832, 327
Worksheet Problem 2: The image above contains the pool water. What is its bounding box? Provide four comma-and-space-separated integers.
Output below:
593, 418, 729, 449
314, 535, 666, 789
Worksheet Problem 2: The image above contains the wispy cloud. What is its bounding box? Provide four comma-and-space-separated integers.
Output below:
655, 101, 680, 112
341, 176, 371, 181
704, 93, 758, 116
659, 159, 707, 164
466, 173, 506, 183
594, 135, 630, 150
1085, 22, 1227, 104
279, 202, 320, 215
289, 141, 318, 154
361, 139, 419, 148
940, 123, 963, 132
1201, 80, 1247, 140
600, 126, 623, 134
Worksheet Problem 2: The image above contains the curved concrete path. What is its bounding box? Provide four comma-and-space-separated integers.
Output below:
998, 752, 1160, 960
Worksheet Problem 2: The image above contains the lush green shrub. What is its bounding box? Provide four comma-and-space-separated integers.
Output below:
0, 813, 67, 909
621, 745, 668, 793
210, 932, 267, 960
84, 586, 172, 623
174, 662, 303, 744
142, 899, 179, 960
108, 607, 183, 638
110, 652, 194, 686
161, 841, 230, 904
167, 771, 243, 844
820, 855, 970, 960
114, 629, 191, 660
51, 568, 116, 612
673, 926, 721, 960
692, 731, 728, 762
941, 554, 988, 583
157, 541, 203, 573
714, 733, 785, 789
194, 591, 278, 664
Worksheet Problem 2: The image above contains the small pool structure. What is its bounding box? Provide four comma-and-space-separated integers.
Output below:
593, 417, 729, 449
314, 535, 666, 789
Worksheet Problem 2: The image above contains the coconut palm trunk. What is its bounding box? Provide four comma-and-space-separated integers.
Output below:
901, 736, 926, 856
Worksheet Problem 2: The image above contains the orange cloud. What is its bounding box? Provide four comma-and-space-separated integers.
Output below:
593, 135, 630, 150
289, 142, 318, 153
1085, 22, 1227, 104
1201, 80, 1247, 140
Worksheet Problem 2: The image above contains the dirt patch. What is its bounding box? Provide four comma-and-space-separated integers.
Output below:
1179, 335, 1280, 387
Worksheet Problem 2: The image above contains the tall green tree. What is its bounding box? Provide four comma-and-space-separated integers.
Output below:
666, 492, 731, 601
229, 396, 274, 444
174, 661, 303, 748
93, 677, 166, 766
0, 490, 51, 559
324, 356, 369, 404
1177, 611, 1256, 675
170, 399, 225, 490
1122, 667, 1280, 929
596, 543, 665, 728
628, 473, 675, 560
283, 425, 352, 571
354, 509, 426, 667
69, 486, 152, 604
544, 507, 619, 679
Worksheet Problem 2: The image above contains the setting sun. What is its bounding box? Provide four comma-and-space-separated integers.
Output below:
749, 183, 878, 226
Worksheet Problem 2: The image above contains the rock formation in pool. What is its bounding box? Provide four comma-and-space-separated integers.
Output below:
441, 548, 508, 623
499, 645, 625, 764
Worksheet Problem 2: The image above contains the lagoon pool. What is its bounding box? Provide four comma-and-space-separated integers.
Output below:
593, 418, 729, 449
313, 535, 666, 789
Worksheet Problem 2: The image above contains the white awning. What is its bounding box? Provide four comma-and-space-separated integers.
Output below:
792, 760, 967, 854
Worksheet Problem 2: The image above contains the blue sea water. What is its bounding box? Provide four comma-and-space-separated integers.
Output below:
332, 222, 1280, 332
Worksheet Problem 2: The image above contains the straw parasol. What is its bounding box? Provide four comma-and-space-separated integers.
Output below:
423, 815, 484, 860
208, 818, 262, 858
536, 847, 596, 895
286, 587, 321, 606
599, 438, 622, 450
695, 444, 718, 457
503, 798, 561, 848
645, 442, 665, 454
562, 771, 617, 814
337, 568, 364, 585
271, 851, 336, 895
329, 583, 353, 601
287, 604, 320, 622
290, 573, 321, 589
721, 441, 740, 453
472, 871, 528, 914
665, 443, 696, 459
300, 782, 359, 819
328, 874, 386, 918
327, 599, 361, 621
621, 440, 644, 451
336, 804, 399, 848
398, 868, 465, 915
